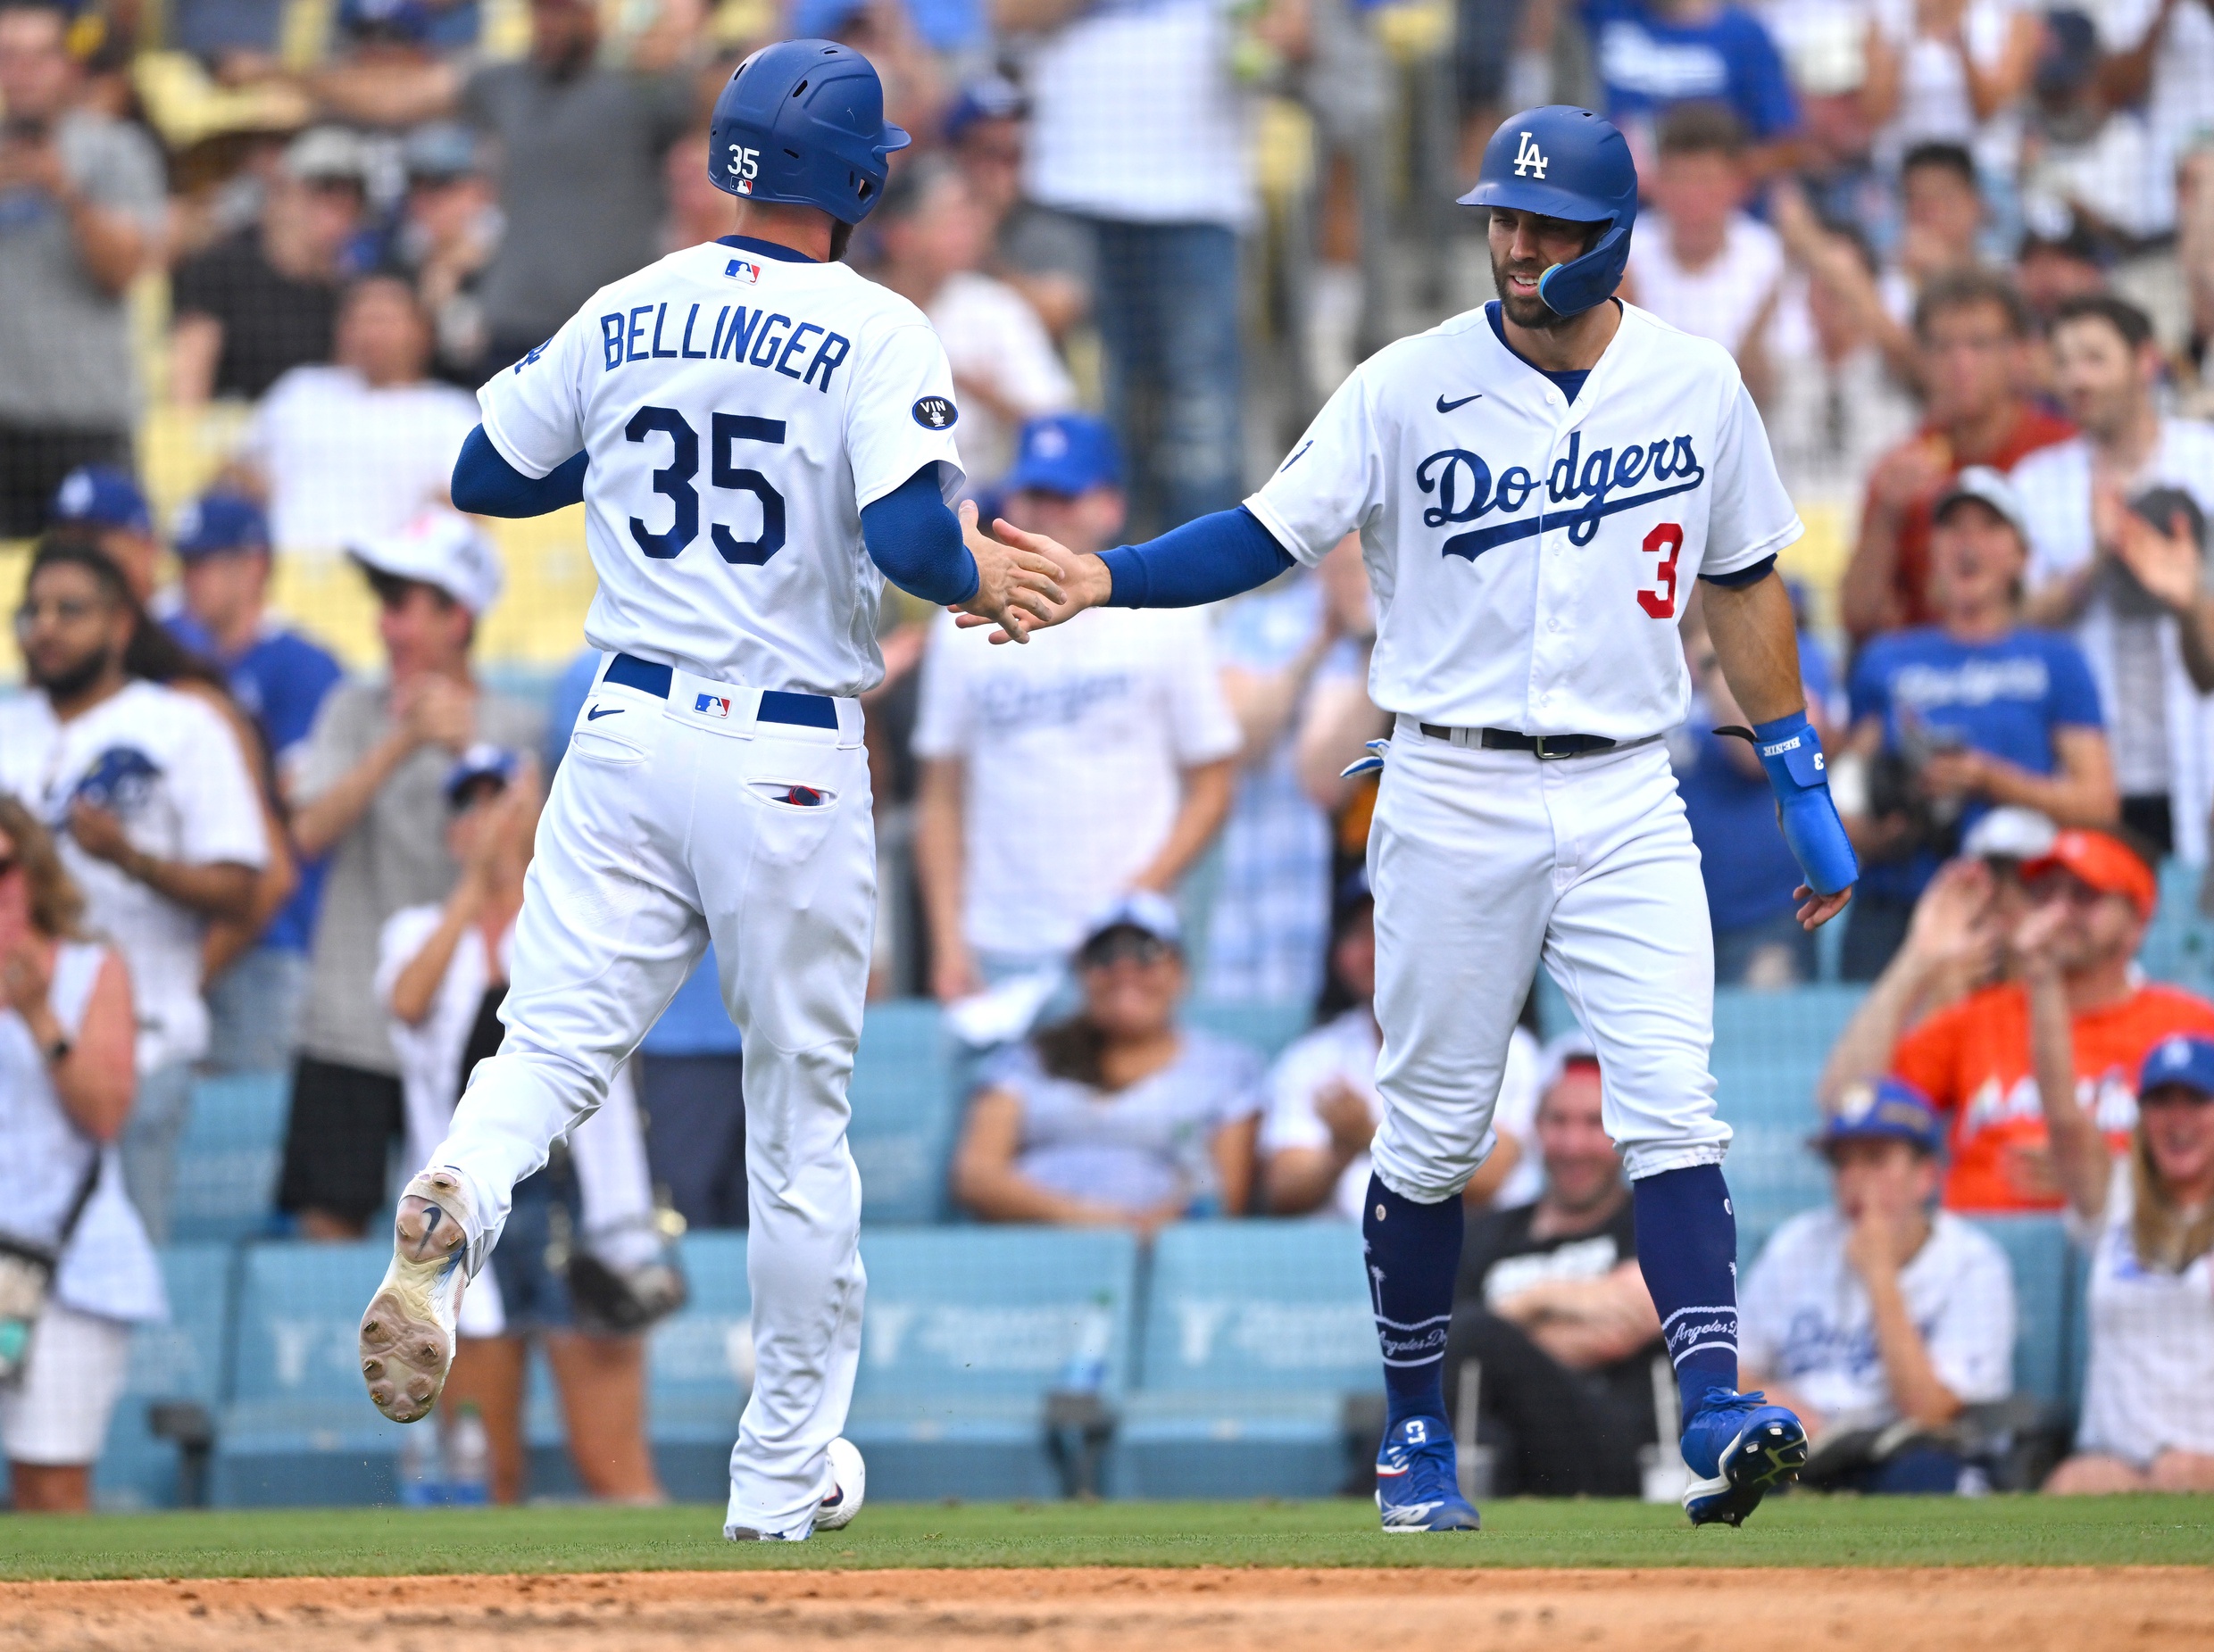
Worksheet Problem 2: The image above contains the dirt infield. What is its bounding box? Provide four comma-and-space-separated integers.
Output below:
3, 1564, 2209, 1652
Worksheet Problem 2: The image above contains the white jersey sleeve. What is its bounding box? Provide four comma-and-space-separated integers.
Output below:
909, 611, 976, 761
477, 306, 596, 477
176, 699, 270, 870
1922, 1218, 2018, 1407
845, 321, 966, 510
1244, 370, 1387, 567
1699, 379, 1802, 579
1161, 610, 1243, 765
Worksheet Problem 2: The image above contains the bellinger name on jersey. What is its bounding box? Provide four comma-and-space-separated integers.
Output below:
597, 299, 853, 394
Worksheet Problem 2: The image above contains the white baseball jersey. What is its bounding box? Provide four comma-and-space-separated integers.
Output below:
478, 238, 964, 695
0, 681, 269, 1073
1245, 301, 1801, 740
1738, 1208, 2016, 1430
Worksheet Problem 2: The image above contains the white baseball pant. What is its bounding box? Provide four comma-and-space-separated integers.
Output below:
1365, 718, 1730, 1203
431, 660, 874, 1535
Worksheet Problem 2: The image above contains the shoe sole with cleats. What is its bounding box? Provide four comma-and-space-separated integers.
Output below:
1682, 1412, 1809, 1527
359, 1169, 473, 1424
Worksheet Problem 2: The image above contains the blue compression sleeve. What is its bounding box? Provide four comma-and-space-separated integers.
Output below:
451, 425, 587, 517
1097, 506, 1297, 608
861, 467, 979, 605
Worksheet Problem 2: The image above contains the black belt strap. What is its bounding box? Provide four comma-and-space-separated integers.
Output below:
1417, 725, 1654, 760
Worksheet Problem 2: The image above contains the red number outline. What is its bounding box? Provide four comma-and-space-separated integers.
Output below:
1638, 521, 1684, 618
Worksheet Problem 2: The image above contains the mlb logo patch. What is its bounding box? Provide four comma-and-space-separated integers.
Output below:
695, 693, 732, 718
725, 258, 761, 284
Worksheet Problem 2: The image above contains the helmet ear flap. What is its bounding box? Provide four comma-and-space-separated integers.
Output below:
1536, 220, 1632, 319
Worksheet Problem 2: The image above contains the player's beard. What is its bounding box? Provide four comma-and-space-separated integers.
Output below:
1489, 246, 1571, 333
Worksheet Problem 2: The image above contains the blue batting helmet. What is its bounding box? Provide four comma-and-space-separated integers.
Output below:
1459, 106, 1638, 318
707, 39, 911, 226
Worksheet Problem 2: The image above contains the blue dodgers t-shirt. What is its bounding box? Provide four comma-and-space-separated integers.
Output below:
1582, 0, 1799, 145
168, 612, 344, 952
1848, 627, 2105, 900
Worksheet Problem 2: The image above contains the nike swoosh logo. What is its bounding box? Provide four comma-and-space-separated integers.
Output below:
1436, 393, 1483, 412
587, 705, 624, 720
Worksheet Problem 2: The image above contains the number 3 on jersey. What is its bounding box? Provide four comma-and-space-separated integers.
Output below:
1637, 521, 1683, 618
626, 404, 787, 566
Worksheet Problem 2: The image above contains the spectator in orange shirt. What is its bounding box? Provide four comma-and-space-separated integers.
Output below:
1840, 272, 2075, 647
1827, 828, 2214, 1213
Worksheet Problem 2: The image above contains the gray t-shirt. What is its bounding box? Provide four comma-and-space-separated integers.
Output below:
983, 1028, 1263, 1216
295, 679, 545, 1075
461, 61, 693, 344
0, 110, 166, 428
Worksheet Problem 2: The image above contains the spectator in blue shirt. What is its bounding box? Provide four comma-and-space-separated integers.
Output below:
1839, 467, 2118, 980
165, 489, 344, 1072
1674, 597, 1837, 987
1550, 0, 1801, 173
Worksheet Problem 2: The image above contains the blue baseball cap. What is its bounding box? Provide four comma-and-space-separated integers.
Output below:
1003, 412, 1122, 498
444, 743, 519, 806
171, 491, 271, 560
50, 465, 151, 536
1813, 1078, 1945, 1157
2138, 1034, 2214, 1100
944, 74, 1027, 145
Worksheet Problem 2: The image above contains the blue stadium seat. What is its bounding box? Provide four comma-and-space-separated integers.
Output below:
1184, 1000, 1315, 1063
1965, 1215, 2074, 1411
1111, 1221, 1376, 1498
211, 1241, 405, 1505
95, 1243, 236, 1509
521, 1231, 754, 1500
843, 1225, 1139, 1501
2139, 860, 2214, 992
171, 1072, 289, 1244
849, 1000, 961, 1224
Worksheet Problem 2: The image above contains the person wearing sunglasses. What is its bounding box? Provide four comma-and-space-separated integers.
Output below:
951, 893, 1263, 1236
0, 795, 160, 1512
2041, 1032, 2214, 1493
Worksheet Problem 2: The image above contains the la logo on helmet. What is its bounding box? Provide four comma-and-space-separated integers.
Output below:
1513, 131, 1548, 178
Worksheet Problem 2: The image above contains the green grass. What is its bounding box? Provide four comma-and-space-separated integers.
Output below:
4, 1496, 2211, 1580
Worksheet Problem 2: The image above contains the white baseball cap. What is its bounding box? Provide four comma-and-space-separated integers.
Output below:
347, 510, 504, 617
1960, 805, 2058, 863
1538, 1029, 1601, 1096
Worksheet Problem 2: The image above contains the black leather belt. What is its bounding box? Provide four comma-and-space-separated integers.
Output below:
603, 652, 838, 730
1417, 724, 1658, 760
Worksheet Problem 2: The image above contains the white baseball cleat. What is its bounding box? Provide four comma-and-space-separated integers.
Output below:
358, 1167, 477, 1424
725, 1437, 867, 1541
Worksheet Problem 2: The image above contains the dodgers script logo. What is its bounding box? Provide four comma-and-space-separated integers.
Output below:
695, 693, 732, 718
1415, 429, 1708, 560
1512, 131, 1548, 178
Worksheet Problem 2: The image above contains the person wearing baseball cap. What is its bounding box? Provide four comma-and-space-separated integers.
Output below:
277, 510, 542, 1242
162, 486, 347, 1075
1735, 1076, 2017, 1494
950, 888, 1266, 1233
46, 465, 161, 604
1850, 824, 2214, 1215
2039, 1032, 2214, 1493
912, 411, 1239, 999
1836, 456, 2116, 982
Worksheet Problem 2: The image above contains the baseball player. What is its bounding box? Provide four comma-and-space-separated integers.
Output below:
977, 107, 1860, 1529
353, 40, 1062, 1542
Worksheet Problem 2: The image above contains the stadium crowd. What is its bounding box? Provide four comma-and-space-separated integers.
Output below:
4, 0, 2214, 1511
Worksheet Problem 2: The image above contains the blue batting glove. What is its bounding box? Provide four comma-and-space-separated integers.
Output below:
1719, 710, 1859, 897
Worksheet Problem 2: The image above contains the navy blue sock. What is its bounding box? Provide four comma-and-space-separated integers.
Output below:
1631, 1163, 1741, 1430
1361, 1174, 1463, 1433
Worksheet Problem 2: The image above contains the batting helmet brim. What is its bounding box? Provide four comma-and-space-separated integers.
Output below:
1456, 174, 1617, 228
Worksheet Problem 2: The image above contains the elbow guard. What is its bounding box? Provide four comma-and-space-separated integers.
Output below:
1721, 710, 1860, 897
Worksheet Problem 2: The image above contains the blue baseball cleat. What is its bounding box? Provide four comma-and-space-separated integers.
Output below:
1678, 1387, 1808, 1527
1374, 1417, 1482, 1532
